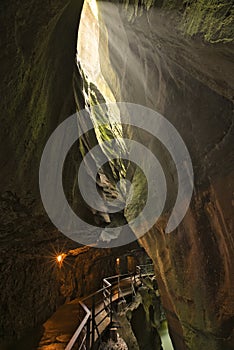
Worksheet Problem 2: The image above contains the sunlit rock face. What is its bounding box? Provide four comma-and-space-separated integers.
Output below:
0, 0, 139, 345
77, 1, 234, 349
1, 0, 233, 348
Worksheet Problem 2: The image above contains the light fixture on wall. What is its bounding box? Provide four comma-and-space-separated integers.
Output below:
56, 253, 66, 265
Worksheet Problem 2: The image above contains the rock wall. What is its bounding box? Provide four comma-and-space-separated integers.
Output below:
130, 303, 162, 350
0, 0, 233, 349
117, 283, 163, 350
0, 0, 125, 346
77, 1, 234, 349
0, 244, 116, 347
0, 0, 89, 345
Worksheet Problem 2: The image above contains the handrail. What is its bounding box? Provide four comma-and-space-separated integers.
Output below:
136, 264, 154, 278
65, 279, 113, 350
81, 285, 109, 302
104, 273, 131, 281
65, 265, 155, 350
65, 302, 91, 350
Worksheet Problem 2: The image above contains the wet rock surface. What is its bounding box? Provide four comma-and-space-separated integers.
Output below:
116, 289, 163, 350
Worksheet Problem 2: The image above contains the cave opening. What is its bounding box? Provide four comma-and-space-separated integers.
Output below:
0, 0, 233, 350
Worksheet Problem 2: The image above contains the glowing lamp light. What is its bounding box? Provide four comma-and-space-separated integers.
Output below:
57, 255, 63, 263
56, 253, 66, 265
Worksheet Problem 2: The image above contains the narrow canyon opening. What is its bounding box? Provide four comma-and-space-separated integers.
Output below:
0, 1, 233, 350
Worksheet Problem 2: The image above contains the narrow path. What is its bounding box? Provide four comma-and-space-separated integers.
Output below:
37, 299, 83, 350
36, 278, 134, 349
10, 268, 168, 350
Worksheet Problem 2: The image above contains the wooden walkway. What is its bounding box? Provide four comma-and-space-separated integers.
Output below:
36, 265, 154, 350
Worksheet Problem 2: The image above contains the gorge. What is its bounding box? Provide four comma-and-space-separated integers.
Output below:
0, 1, 233, 349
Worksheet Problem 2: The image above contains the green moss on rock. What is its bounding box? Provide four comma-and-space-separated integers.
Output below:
123, 0, 234, 43
180, 0, 234, 43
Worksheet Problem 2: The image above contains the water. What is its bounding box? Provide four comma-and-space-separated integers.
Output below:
158, 320, 174, 350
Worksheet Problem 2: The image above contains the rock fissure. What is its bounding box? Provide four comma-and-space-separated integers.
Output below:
0, 0, 234, 349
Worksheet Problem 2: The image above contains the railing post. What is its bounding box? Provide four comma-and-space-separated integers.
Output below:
86, 316, 91, 350
131, 273, 135, 300
91, 295, 95, 346
110, 288, 113, 325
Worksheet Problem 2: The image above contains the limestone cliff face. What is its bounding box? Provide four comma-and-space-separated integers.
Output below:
0, 0, 87, 345
77, 1, 234, 349
0, 0, 233, 349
